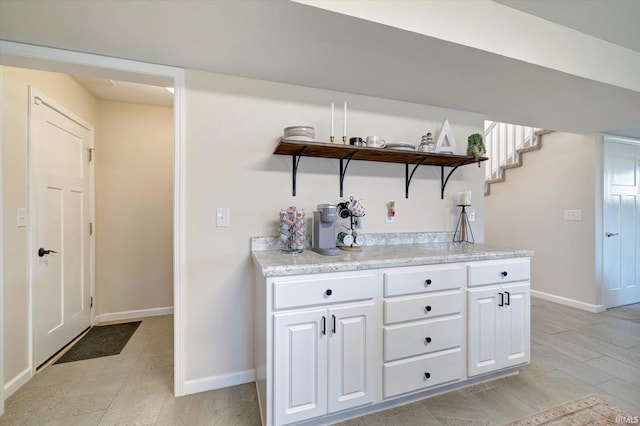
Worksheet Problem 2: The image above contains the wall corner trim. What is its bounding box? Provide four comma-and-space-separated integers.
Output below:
183, 370, 256, 396
4, 367, 32, 400
531, 290, 605, 313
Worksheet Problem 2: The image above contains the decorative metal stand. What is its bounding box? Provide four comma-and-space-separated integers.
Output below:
453, 205, 474, 243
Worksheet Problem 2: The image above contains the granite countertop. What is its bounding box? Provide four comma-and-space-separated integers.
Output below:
252, 240, 534, 277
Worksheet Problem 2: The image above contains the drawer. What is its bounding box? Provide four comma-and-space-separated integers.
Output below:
384, 316, 463, 362
383, 264, 465, 297
467, 258, 530, 287
383, 348, 463, 398
384, 290, 462, 324
272, 270, 376, 310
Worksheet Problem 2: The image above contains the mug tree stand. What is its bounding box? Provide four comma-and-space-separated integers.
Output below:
453, 204, 474, 244
339, 212, 363, 252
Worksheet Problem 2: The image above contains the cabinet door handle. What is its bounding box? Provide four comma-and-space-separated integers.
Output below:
498, 292, 504, 307
331, 315, 336, 334
505, 291, 510, 306
425, 305, 432, 313
425, 279, 432, 286
321, 316, 326, 335
424, 372, 431, 379
425, 337, 432, 344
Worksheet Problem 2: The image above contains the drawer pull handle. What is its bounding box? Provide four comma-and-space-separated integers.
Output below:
505, 291, 510, 306
498, 292, 504, 307
425, 305, 432, 313
321, 316, 326, 335
332, 315, 336, 334
425, 279, 432, 286
501, 271, 508, 278
425, 337, 432, 344
325, 289, 333, 296
424, 372, 431, 379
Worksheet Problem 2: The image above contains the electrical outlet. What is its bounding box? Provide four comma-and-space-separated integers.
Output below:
386, 201, 395, 224
564, 209, 582, 221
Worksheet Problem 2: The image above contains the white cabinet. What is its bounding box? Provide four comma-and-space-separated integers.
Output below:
273, 309, 327, 425
467, 259, 531, 377
381, 264, 465, 398
328, 303, 377, 413
267, 271, 377, 425
255, 256, 531, 425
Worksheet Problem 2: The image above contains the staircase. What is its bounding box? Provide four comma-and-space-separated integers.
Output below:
484, 121, 550, 195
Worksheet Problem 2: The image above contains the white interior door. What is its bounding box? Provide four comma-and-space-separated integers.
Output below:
30, 88, 92, 367
603, 138, 640, 308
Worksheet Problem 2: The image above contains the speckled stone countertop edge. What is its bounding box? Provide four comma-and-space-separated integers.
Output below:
252, 242, 534, 277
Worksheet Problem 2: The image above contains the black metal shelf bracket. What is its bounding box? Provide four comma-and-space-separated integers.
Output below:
440, 160, 468, 199
339, 151, 358, 197
291, 146, 307, 196
404, 159, 426, 199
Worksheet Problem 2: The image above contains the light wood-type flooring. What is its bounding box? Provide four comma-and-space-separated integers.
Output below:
1, 298, 639, 425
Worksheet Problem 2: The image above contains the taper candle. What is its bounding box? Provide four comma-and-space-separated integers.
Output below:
343, 101, 347, 138
331, 103, 334, 139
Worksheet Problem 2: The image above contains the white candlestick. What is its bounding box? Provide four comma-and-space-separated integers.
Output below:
343, 101, 347, 138
331, 103, 334, 138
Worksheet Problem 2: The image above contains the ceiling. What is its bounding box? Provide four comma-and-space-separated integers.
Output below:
1, 0, 639, 138
71, 75, 173, 107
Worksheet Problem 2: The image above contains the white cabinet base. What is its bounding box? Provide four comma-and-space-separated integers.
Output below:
284, 367, 521, 426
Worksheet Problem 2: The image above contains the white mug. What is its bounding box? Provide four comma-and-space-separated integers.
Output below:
366, 136, 386, 148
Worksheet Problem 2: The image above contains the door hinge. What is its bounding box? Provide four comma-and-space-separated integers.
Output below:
88, 148, 95, 162
89, 222, 93, 236
90, 296, 94, 309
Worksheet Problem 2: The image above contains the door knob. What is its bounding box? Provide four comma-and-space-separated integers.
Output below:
38, 248, 58, 257
605, 232, 619, 237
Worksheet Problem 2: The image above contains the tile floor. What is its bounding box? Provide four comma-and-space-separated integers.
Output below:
1, 298, 639, 425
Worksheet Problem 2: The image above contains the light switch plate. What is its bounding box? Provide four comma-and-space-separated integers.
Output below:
467, 209, 475, 222
564, 209, 583, 221
16, 208, 27, 227
216, 208, 230, 227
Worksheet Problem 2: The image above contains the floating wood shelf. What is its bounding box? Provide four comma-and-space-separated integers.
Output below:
274, 139, 488, 199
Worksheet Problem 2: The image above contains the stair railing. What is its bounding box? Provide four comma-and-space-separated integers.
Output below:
484, 121, 540, 184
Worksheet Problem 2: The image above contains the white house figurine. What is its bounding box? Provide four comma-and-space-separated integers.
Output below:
435, 119, 456, 154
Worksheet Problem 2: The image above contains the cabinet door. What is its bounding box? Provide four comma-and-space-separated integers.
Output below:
467, 286, 500, 377
328, 302, 377, 413
274, 309, 328, 425
501, 283, 530, 369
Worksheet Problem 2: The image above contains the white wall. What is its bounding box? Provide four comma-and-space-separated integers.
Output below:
2, 64, 487, 395
95, 100, 174, 318
485, 132, 598, 308
182, 70, 485, 388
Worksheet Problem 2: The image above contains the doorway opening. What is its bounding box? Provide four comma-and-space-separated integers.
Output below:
0, 41, 186, 403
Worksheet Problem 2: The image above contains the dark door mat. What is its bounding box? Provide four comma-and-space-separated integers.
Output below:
55, 321, 141, 364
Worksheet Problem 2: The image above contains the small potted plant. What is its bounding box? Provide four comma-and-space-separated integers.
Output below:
467, 133, 486, 166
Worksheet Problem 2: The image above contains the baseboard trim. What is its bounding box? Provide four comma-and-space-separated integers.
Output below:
95, 306, 174, 324
183, 369, 255, 396
4, 367, 32, 400
531, 290, 605, 313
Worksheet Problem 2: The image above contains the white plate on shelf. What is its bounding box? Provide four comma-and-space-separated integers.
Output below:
283, 136, 315, 142
385, 143, 416, 151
